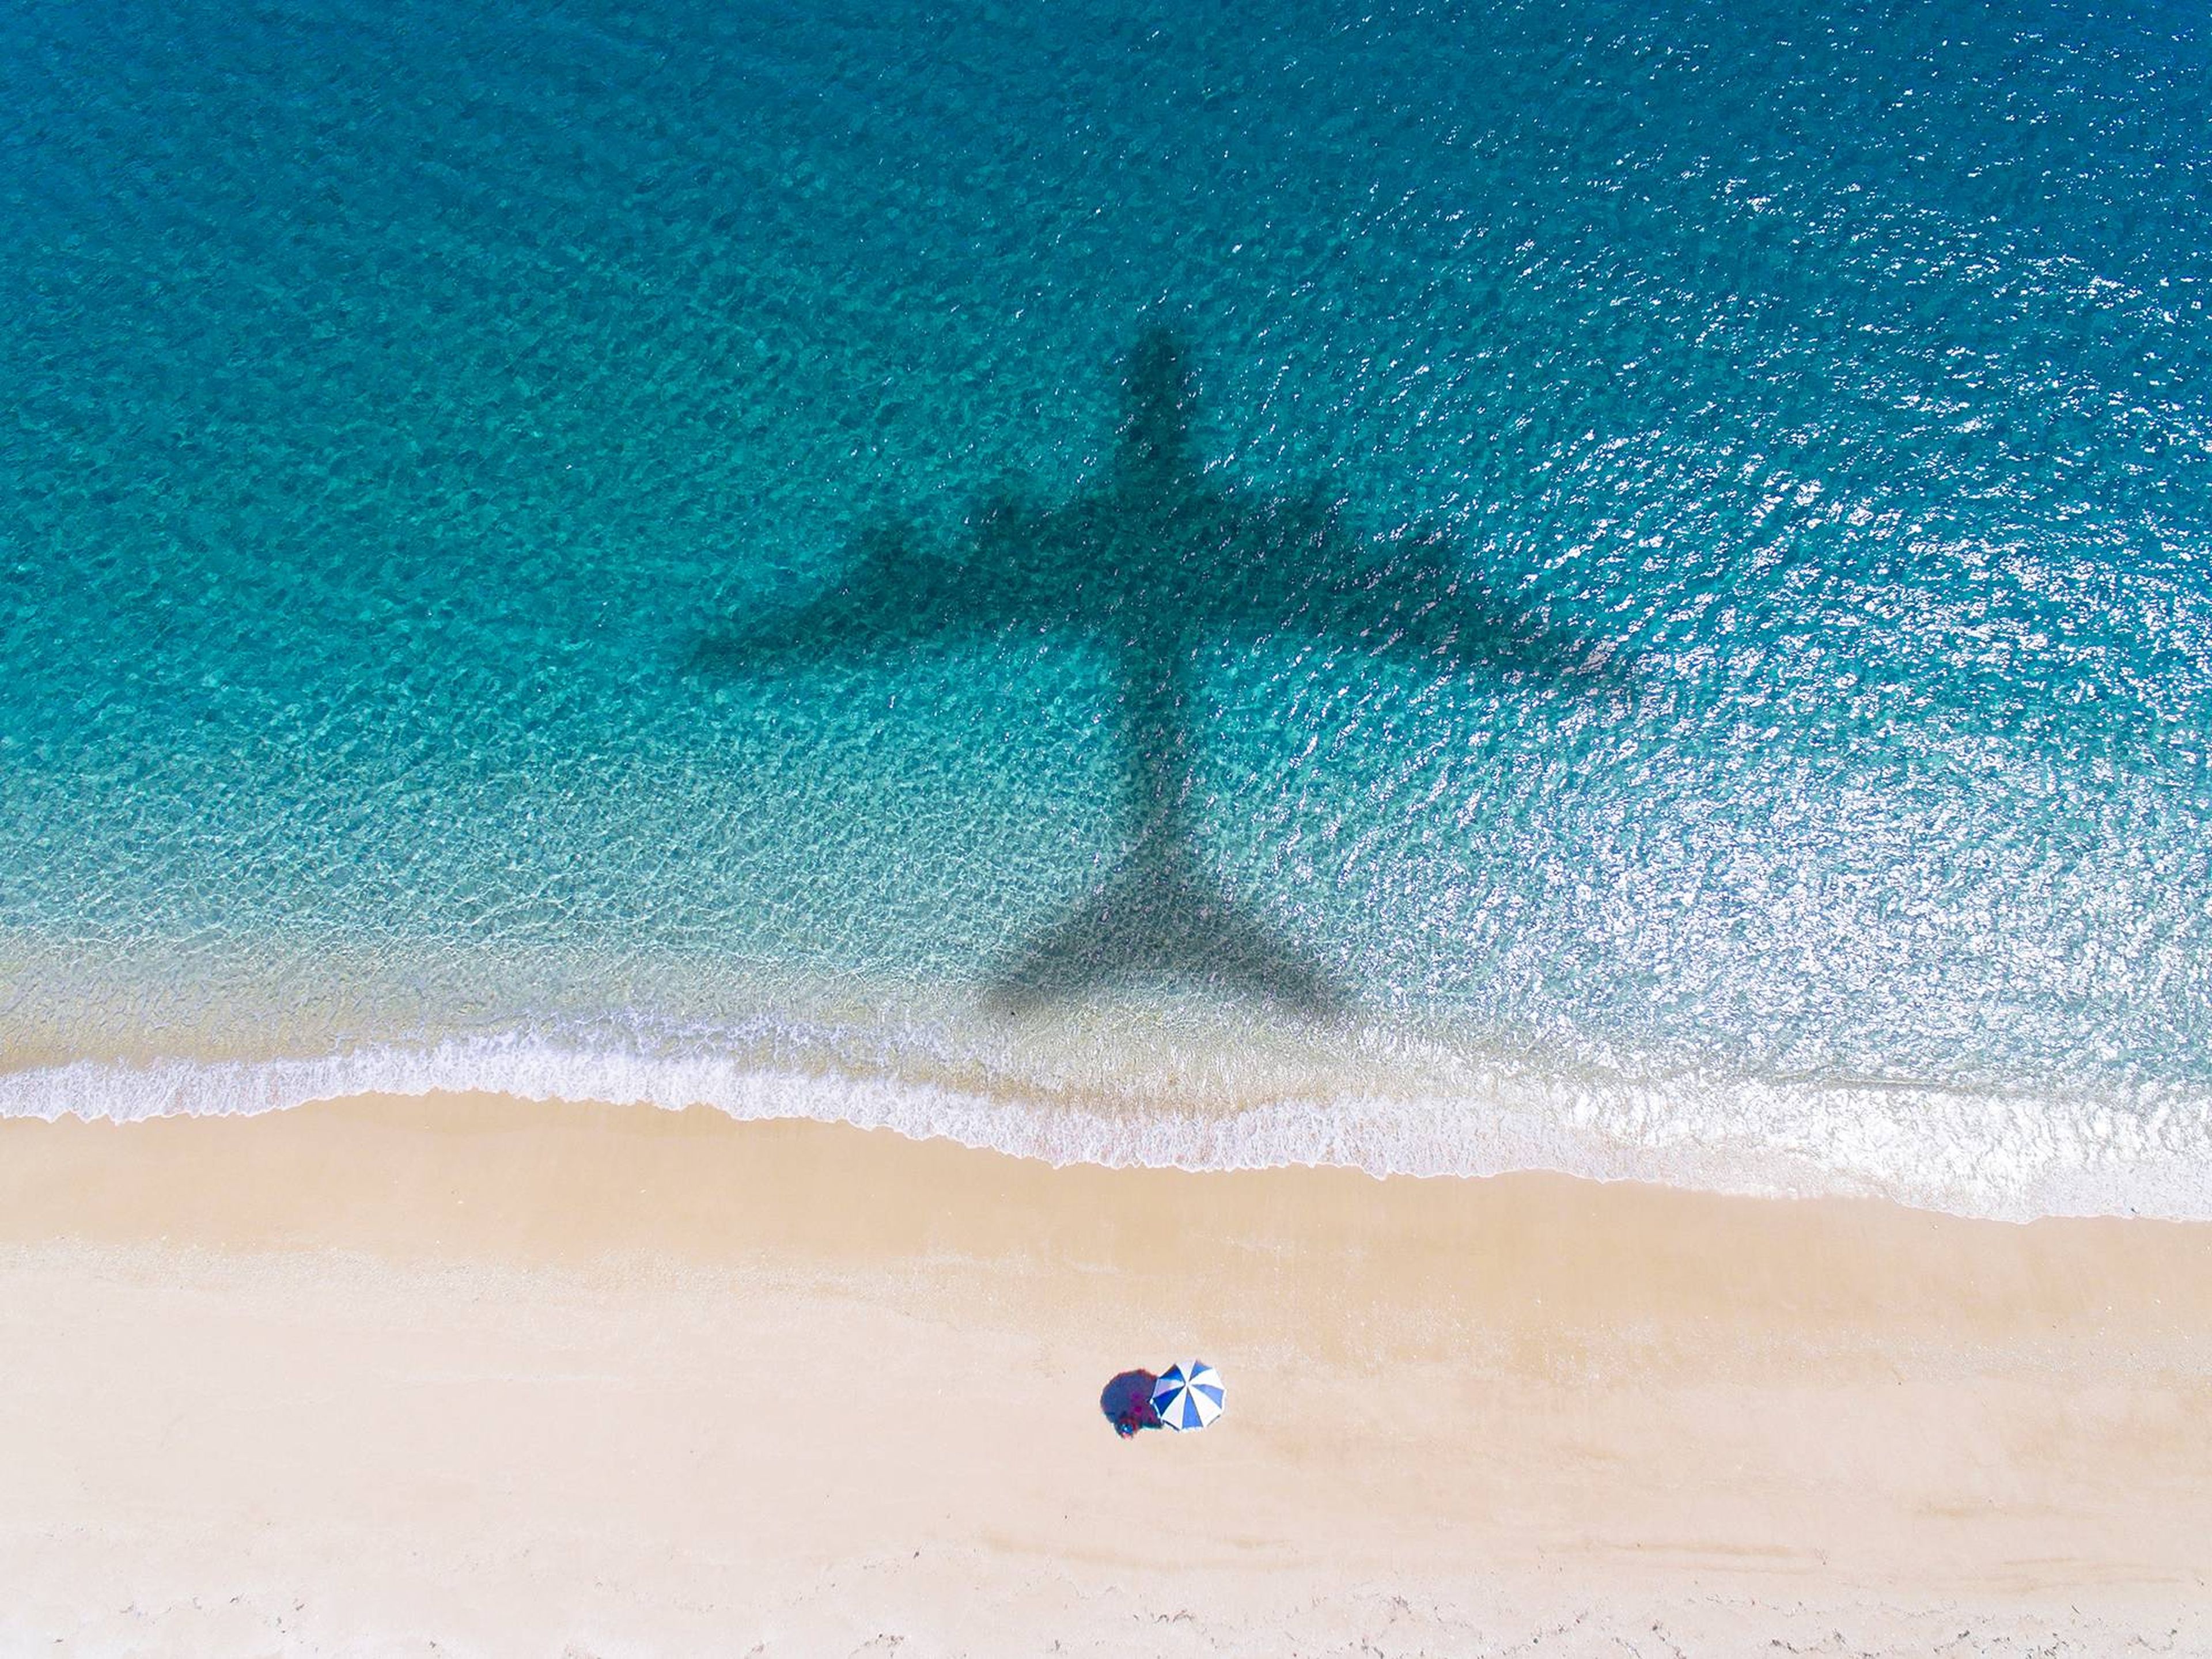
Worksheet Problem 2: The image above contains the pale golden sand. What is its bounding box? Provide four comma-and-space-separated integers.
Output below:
4, 1091, 2211, 1656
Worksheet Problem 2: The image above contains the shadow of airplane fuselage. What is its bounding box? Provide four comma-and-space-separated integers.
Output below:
697, 328, 1584, 1015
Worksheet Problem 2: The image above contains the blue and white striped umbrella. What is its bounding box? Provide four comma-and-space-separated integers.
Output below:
1151, 1362, 1226, 1431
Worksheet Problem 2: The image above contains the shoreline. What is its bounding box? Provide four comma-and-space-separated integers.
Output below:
7, 1091, 2212, 1654
6, 1036, 2210, 1222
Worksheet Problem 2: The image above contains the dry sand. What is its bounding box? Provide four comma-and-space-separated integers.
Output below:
3, 1090, 2211, 1656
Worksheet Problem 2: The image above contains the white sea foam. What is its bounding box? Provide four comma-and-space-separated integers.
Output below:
3, 1028, 2209, 1223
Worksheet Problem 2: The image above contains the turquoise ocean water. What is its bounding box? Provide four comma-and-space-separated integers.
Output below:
3, 0, 2208, 1217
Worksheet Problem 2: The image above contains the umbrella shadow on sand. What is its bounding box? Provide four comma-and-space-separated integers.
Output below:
694, 325, 1607, 1017
1100, 1369, 1163, 1438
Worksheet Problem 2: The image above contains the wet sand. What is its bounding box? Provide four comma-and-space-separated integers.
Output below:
4, 1091, 2211, 1656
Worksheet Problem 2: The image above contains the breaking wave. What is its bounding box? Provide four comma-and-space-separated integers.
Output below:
6, 1024, 2210, 1224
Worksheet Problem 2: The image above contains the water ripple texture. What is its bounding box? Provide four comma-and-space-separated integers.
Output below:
2, 0, 2208, 1217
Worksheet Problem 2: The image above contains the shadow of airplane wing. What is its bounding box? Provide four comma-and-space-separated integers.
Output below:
691, 514, 1062, 673
982, 850, 1343, 1016
1301, 524, 1593, 677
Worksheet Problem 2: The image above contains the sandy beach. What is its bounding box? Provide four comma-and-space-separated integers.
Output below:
5, 1091, 2211, 1657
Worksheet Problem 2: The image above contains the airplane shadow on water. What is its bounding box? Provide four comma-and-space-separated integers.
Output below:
694, 327, 1603, 1017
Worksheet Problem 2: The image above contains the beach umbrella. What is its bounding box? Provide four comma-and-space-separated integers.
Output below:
1150, 1362, 1225, 1431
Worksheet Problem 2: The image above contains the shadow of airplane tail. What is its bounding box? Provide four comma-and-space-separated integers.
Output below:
982, 847, 1343, 1017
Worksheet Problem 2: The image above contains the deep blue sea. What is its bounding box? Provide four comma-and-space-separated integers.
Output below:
3, 0, 2208, 1216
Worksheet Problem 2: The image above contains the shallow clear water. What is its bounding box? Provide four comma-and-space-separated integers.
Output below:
3, 0, 2209, 1215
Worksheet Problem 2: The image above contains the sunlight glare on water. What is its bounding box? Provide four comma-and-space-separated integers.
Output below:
2, 0, 2209, 1217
